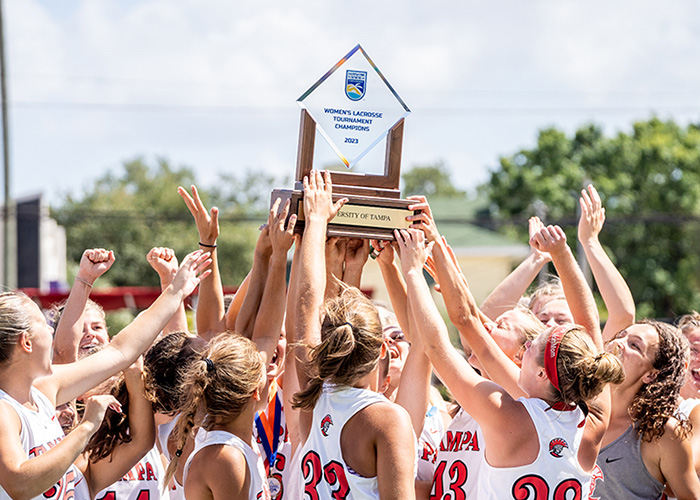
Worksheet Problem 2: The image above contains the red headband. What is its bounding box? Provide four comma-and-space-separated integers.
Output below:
544, 325, 569, 391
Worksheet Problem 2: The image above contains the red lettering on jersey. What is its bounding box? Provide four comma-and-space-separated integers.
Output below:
145, 462, 156, 481
123, 469, 136, 481
29, 444, 47, 457
440, 431, 462, 452
420, 441, 437, 463
135, 462, 146, 480
461, 431, 480, 451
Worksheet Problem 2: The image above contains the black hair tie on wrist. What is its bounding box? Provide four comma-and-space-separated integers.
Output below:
199, 242, 217, 248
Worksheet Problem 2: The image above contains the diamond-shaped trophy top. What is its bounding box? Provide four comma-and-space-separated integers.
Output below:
298, 44, 410, 169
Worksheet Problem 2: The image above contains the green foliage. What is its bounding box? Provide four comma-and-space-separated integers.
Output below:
51, 157, 269, 287
402, 161, 465, 198
483, 118, 700, 318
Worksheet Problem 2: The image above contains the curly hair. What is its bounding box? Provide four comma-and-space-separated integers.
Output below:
627, 320, 691, 442
293, 286, 384, 411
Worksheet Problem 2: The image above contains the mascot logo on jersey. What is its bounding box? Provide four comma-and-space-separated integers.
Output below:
321, 414, 334, 437
548, 438, 568, 458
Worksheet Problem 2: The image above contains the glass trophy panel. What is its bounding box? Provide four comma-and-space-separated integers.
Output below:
298, 44, 410, 170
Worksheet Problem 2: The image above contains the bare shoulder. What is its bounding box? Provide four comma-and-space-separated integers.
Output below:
355, 400, 412, 429
0, 400, 22, 435
186, 444, 250, 500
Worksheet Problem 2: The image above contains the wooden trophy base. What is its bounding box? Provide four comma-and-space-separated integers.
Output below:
271, 188, 416, 240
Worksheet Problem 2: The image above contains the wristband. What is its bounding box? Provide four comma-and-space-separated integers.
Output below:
199, 242, 217, 248
75, 277, 93, 288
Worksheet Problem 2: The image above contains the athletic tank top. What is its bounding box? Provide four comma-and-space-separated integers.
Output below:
481, 398, 590, 500
157, 415, 206, 500
184, 429, 271, 500
678, 397, 700, 419
0, 387, 81, 500
592, 425, 665, 500
430, 407, 484, 499
297, 384, 388, 499
416, 404, 446, 481
253, 383, 292, 499
94, 446, 168, 500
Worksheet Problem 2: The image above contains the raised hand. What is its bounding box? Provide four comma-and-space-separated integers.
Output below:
169, 250, 213, 298
146, 247, 179, 281
76, 248, 115, 285
269, 198, 297, 256
302, 170, 347, 223
370, 239, 396, 266
345, 238, 370, 269
394, 228, 434, 276
578, 184, 606, 243
80, 394, 122, 432
326, 237, 346, 279
528, 216, 552, 262
530, 224, 568, 256
178, 185, 219, 246
406, 195, 441, 243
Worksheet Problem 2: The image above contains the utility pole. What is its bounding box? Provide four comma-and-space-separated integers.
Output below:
0, 0, 10, 287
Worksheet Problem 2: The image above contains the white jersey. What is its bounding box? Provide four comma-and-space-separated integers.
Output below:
157, 416, 206, 500
298, 384, 388, 500
0, 387, 81, 500
430, 407, 484, 499
480, 398, 590, 500
184, 429, 271, 500
416, 404, 446, 481
253, 383, 292, 500
94, 446, 168, 500
678, 397, 700, 419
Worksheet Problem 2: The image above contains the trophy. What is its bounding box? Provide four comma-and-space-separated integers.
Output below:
273, 44, 415, 240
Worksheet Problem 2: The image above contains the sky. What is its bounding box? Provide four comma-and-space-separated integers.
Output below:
4, 0, 700, 205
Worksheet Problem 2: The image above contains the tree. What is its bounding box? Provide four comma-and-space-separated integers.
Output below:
482, 118, 700, 319
402, 161, 465, 198
51, 157, 268, 287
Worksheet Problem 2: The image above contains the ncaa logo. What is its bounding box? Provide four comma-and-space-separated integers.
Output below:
321, 414, 333, 437
548, 437, 569, 458
345, 70, 367, 101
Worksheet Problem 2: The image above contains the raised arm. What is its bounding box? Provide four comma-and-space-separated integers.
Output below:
395, 228, 530, 461
343, 238, 370, 289
578, 184, 635, 342
40, 251, 212, 406
251, 198, 296, 367
372, 240, 411, 337
234, 211, 274, 340
480, 217, 552, 320
531, 224, 602, 350
85, 359, 156, 496
430, 237, 526, 398
179, 185, 225, 341
394, 291, 432, 437
294, 171, 347, 389
53, 248, 115, 364
147, 247, 188, 335
0, 394, 119, 499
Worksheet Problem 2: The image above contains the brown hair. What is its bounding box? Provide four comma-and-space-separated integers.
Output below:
538, 326, 625, 407
84, 375, 131, 461
512, 305, 545, 344
293, 287, 384, 411
677, 311, 700, 335
0, 292, 33, 364
627, 320, 691, 442
142, 331, 206, 415
164, 333, 265, 487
